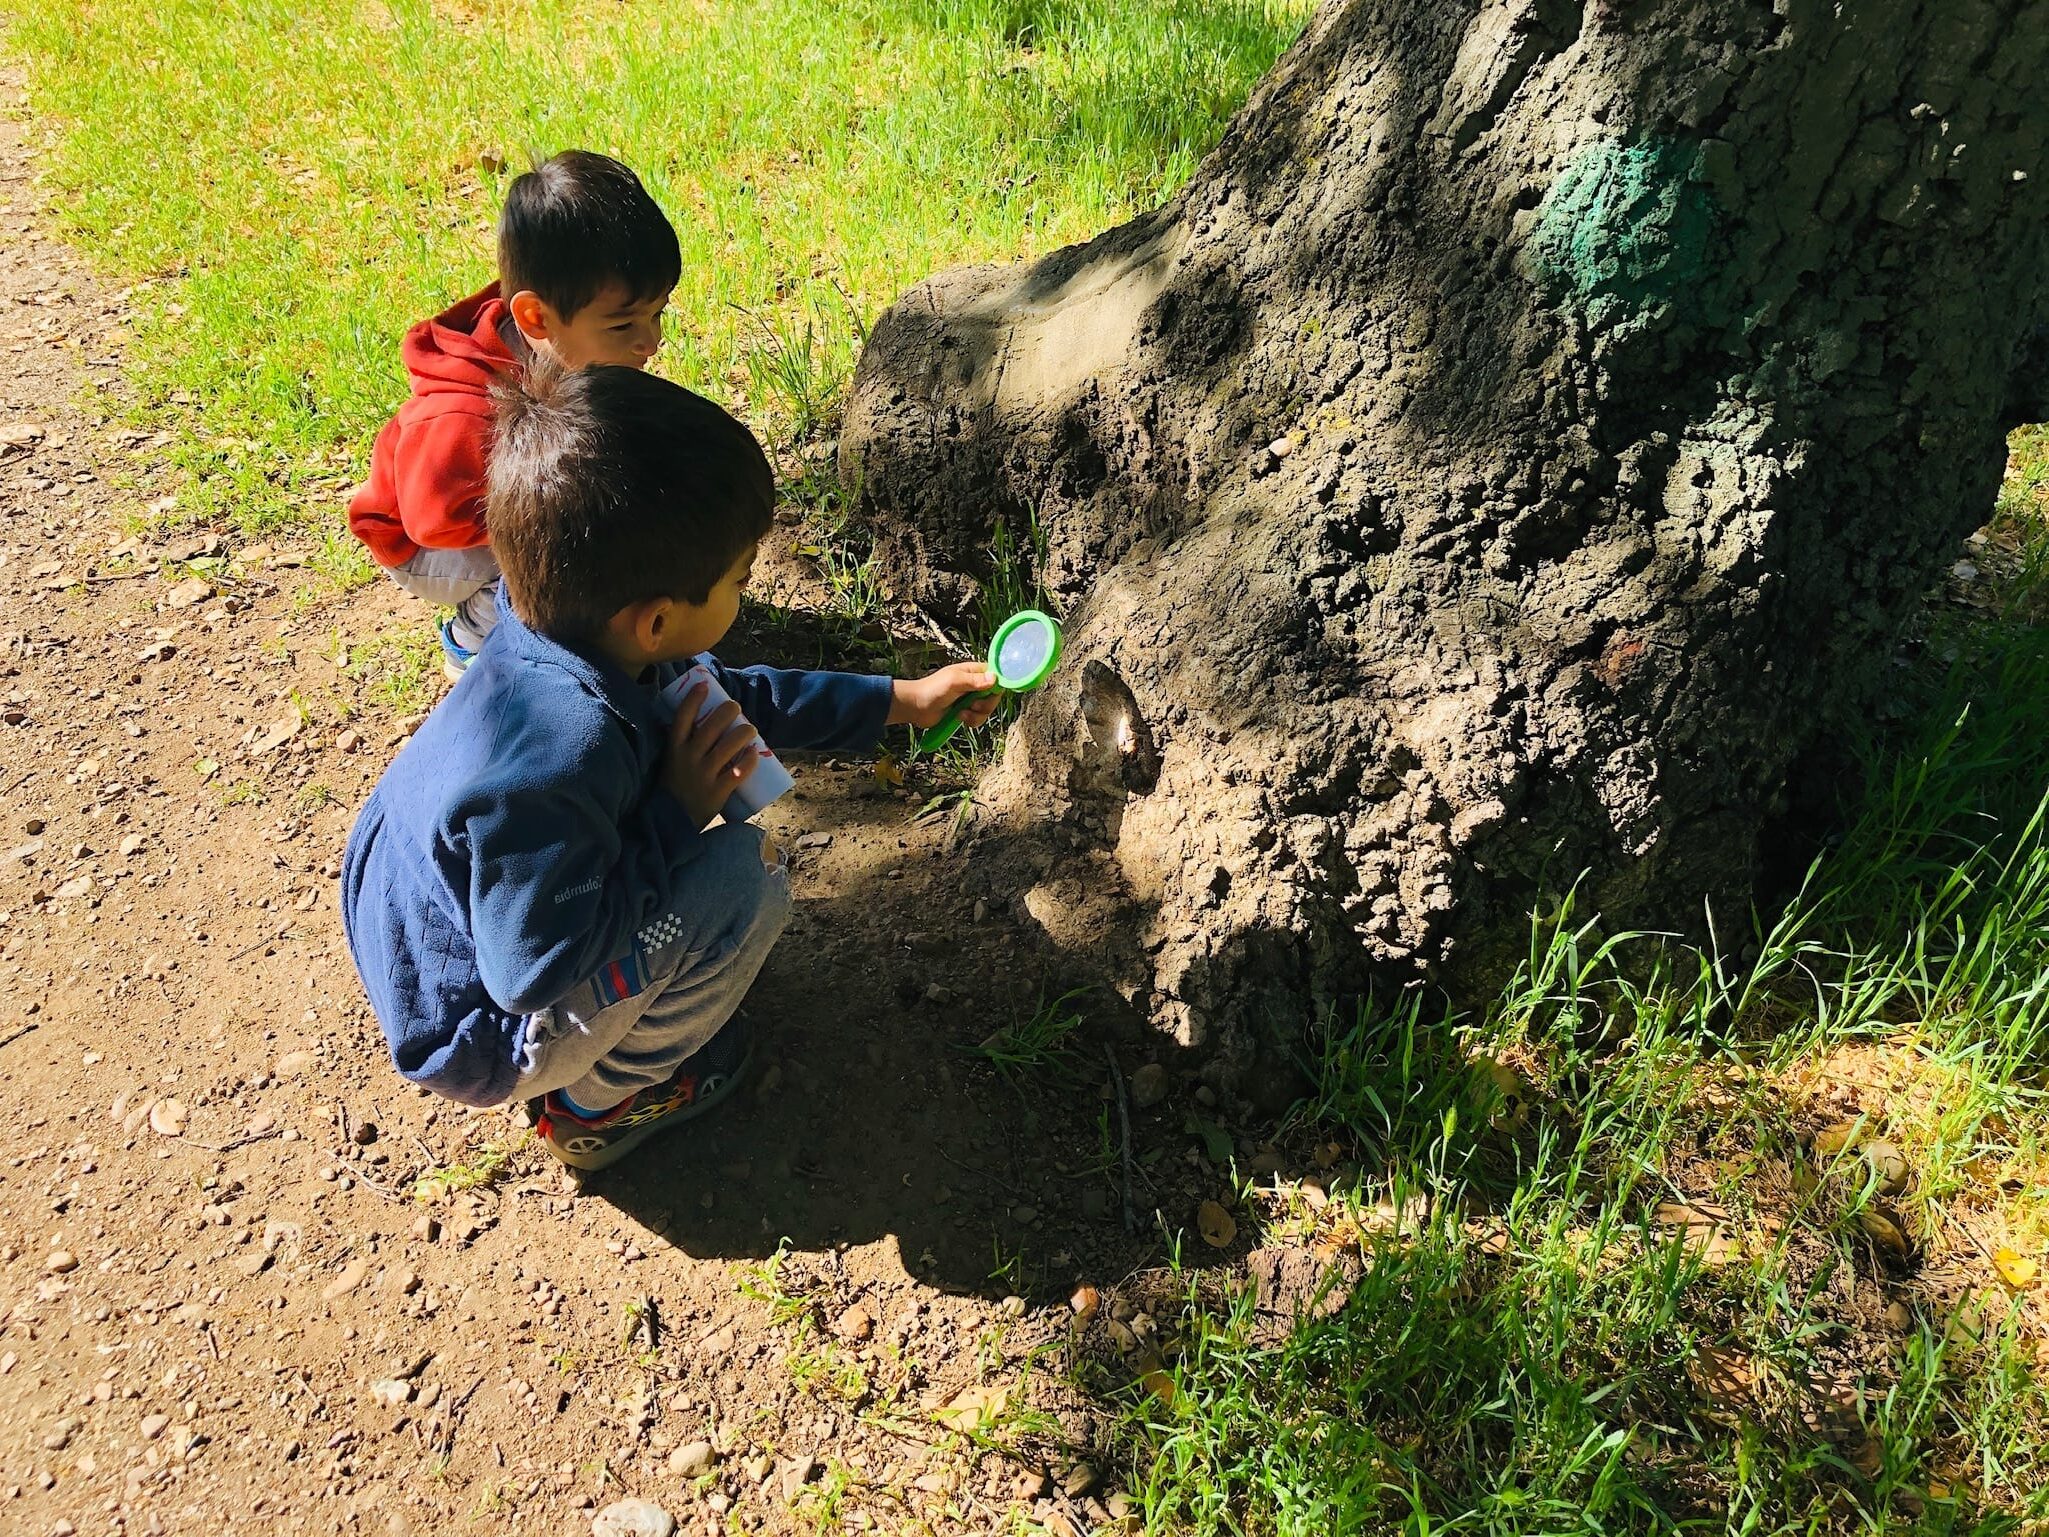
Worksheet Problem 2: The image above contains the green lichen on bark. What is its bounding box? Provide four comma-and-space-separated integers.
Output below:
1528, 135, 1732, 330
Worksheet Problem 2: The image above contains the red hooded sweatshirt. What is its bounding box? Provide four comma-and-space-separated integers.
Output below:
347, 286, 522, 569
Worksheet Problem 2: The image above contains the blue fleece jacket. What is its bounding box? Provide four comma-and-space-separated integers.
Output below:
341, 595, 893, 1106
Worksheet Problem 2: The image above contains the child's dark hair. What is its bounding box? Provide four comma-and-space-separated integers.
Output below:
489, 360, 772, 642
497, 150, 680, 321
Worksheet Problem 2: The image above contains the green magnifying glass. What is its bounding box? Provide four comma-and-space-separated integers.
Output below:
916, 609, 1064, 753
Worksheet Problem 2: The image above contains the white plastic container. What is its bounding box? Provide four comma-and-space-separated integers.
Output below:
657, 663, 795, 823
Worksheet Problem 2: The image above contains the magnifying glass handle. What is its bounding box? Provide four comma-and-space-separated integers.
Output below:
917, 710, 966, 753
915, 689, 1001, 754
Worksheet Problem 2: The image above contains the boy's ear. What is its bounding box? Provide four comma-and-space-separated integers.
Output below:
614, 597, 673, 656
507, 289, 552, 340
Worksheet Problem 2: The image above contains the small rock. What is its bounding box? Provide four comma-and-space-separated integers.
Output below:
1062, 1464, 1100, 1498
1863, 1138, 1911, 1196
1081, 1188, 1109, 1220
745, 1452, 774, 1483
24, 817, 45, 836
322, 1259, 369, 1301
411, 1215, 440, 1244
1016, 1470, 1051, 1500
1010, 1205, 1037, 1225
835, 1305, 875, 1342
669, 1439, 716, 1478
368, 1379, 411, 1408
780, 1454, 819, 1500
274, 1050, 317, 1078
590, 1497, 674, 1537
118, 834, 143, 856
163, 577, 214, 609
1267, 435, 1295, 459
139, 1412, 169, 1440
1128, 1063, 1170, 1109
148, 1098, 187, 1137
45, 1249, 78, 1274
234, 1252, 273, 1279
336, 729, 363, 754
972, 898, 989, 922
1884, 1300, 1913, 1331
352, 1120, 378, 1146
795, 831, 832, 850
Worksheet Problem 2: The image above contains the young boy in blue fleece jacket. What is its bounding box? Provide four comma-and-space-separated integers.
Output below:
341, 360, 996, 1169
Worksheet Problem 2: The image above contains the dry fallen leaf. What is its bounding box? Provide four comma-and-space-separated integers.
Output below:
1685, 1341, 1754, 1421
1812, 1118, 1868, 1159
932, 1382, 1009, 1431
1993, 1247, 2039, 1290
1135, 1349, 1179, 1409
1068, 1285, 1101, 1327
874, 751, 905, 789
1652, 1201, 1765, 1268
1197, 1199, 1238, 1249
1476, 1057, 1530, 1130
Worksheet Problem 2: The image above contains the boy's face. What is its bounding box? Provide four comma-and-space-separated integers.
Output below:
653, 540, 758, 663
513, 282, 671, 370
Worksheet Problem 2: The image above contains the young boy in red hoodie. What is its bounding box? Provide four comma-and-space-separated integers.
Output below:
347, 150, 679, 676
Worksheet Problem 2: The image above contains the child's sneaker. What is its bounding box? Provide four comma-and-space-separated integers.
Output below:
530, 1018, 753, 1171
438, 619, 476, 683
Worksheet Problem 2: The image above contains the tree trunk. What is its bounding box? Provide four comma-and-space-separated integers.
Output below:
840, 0, 2049, 1074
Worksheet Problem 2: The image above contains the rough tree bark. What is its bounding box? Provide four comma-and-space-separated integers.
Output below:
841, 0, 2049, 1074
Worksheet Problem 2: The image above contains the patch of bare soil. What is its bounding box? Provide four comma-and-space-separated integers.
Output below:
0, 81, 1276, 1537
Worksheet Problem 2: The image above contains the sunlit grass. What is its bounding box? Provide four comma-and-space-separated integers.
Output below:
10, 0, 1307, 536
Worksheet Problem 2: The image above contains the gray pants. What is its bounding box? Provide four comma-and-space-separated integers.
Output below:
515, 824, 791, 1111
387, 544, 501, 654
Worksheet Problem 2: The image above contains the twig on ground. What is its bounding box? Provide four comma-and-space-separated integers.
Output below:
934, 1146, 1007, 1190
0, 1020, 40, 1052
1103, 1043, 1137, 1234
228, 926, 295, 963
184, 1127, 284, 1155
332, 1100, 409, 1203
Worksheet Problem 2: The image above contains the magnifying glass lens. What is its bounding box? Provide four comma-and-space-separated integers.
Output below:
996, 618, 1052, 682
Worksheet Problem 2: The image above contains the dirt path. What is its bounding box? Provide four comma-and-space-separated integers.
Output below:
0, 81, 1256, 1537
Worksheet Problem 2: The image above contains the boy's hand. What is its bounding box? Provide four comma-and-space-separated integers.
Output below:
889, 662, 1000, 730
662, 682, 761, 826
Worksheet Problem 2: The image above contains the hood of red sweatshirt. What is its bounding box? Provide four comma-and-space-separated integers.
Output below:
398, 284, 519, 405
345, 285, 522, 568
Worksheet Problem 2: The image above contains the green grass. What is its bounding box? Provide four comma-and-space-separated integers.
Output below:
10, 0, 1308, 538
974, 985, 1091, 1084
1097, 442, 2049, 1533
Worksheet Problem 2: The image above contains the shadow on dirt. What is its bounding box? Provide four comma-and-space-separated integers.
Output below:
589, 816, 1228, 1298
